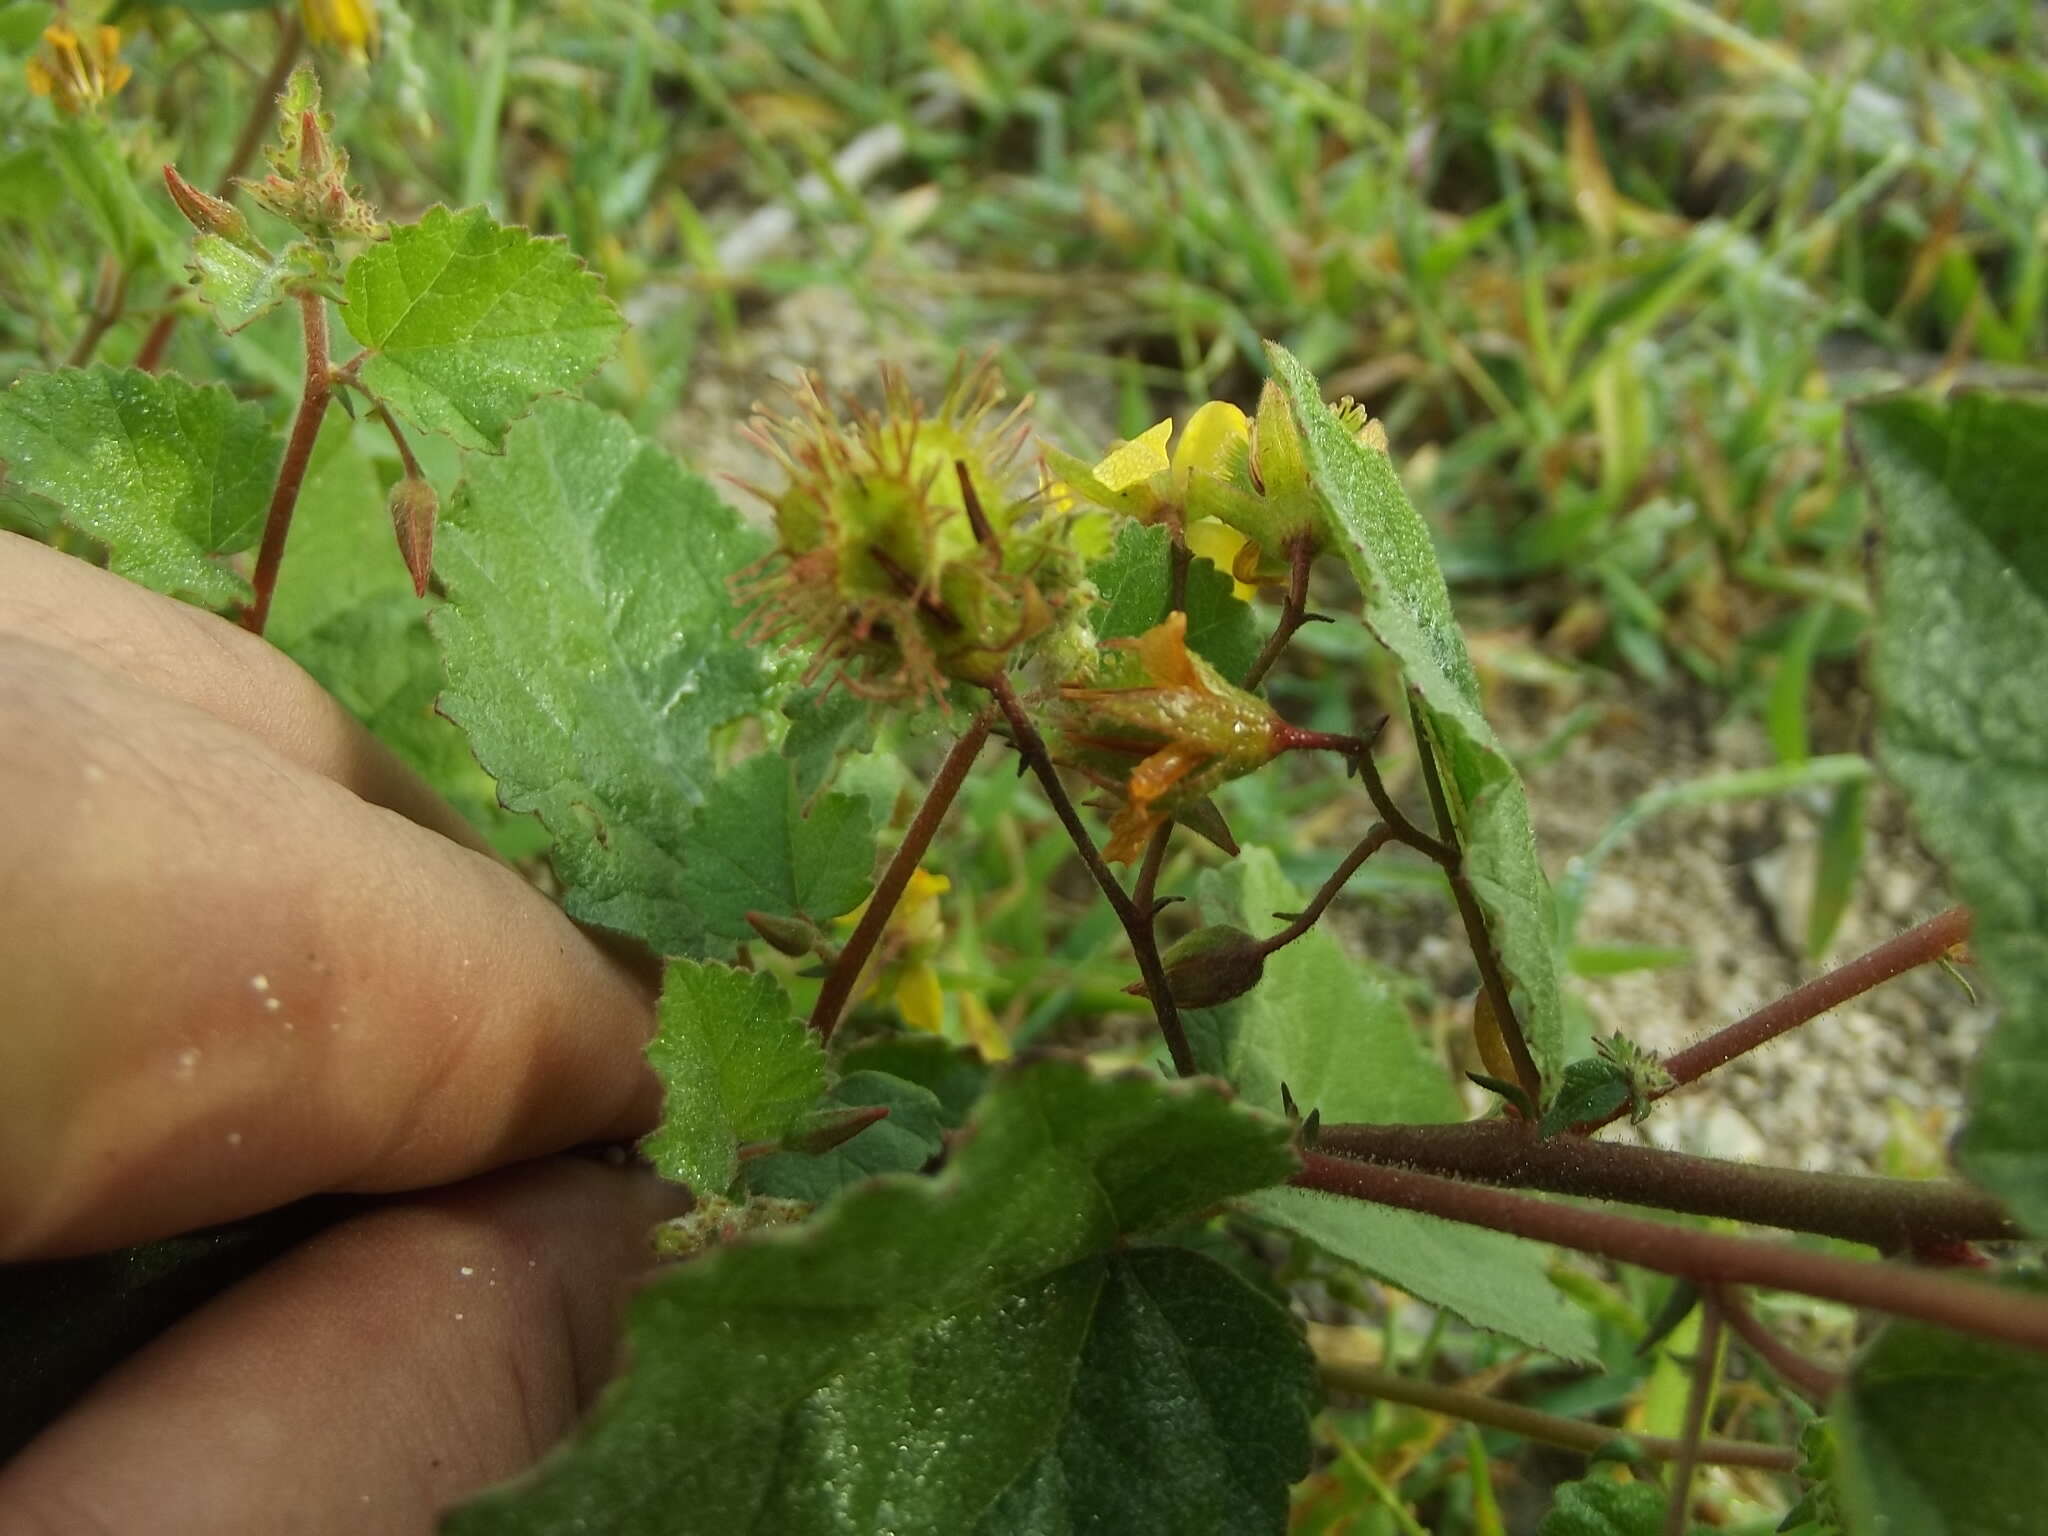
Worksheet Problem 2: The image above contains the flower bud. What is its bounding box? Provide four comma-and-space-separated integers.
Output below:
745, 910, 823, 957
1125, 924, 1267, 1009
163, 166, 266, 255
387, 475, 437, 597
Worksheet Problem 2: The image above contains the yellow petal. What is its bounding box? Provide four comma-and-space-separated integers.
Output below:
1185, 518, 1257, 601
1091, 419, 1172, 493
894, 962, 945, 1034
959, 993, 1012, 1062
1170, 401, 1249, 483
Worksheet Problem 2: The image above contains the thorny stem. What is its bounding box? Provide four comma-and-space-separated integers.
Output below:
136, 15, 304, 374
986, 673, 1197, 1077
1350, 743, 1452, 864
240, 292, 331, 635
1314, 1359, 1795, 1473
1243, 534, 1315, 690
1134, 823, 1173, 920
808, 710, 993, 1042
1294, 1151, 2048, 1355
1709, 1283, 1842, 1405
1257, 824, 1396, 957
1310, 1119, 2018, 1252
1663, 1292, 1724, 1536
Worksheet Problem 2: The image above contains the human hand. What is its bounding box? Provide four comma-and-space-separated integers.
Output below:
0, 535, 677, 1533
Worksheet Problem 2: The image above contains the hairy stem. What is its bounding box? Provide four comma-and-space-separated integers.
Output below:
1316, 1358, 1795, 1473
137, 15, 303, 374
1310, 1119, 2018, 1251
239, 292, 330, 636
1294, 1150, 2048, 1354
1257, 824, 1395, 957
1709, 1283, 1842, 1404
986, 673, 1197, 1077
1582, 906, 1975, 1132
1663, 1293, 1724, 1536
1243, 535, 1315, 690
808, 711, 993, 1042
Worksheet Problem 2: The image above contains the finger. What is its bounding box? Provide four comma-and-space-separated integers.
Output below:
0, 641, 660, 1260
0, 532, 492, 854
0, 1157, 685, 1536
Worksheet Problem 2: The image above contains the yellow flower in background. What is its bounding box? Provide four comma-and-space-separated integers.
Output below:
958, 993, 1012, 1062
841, 868, 950, 1034
302, 0, 379, 59
25, 23, 131, 115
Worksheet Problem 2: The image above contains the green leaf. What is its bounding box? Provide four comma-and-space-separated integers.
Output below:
783, 685, 876, 801
681, 754, 875, 943
642, 960, 825, 1195
1267, 342, 1565, 1087
1807, 778, 1868, 958
1188, 849, 1459, 1125
1086, 520, 1262, 683
972, 1249, 1314, 1536
747, 1070, 946, 1202
1193, 852, 1596, 1360
1538, 1057, 1633, 1137
188, 234, 288, 334
0, 366, 276, 607
48, 118, 177, 272
1832, 1282, 2048, 1535
1536, 1477, 1669, 1536
1856, 392, 2048, 1232
265, 421, 542, 856
430, 400, 772, 954
835, 1035, 990, 1127
447, 1059, 1307, 1536
343, 206, 623, 451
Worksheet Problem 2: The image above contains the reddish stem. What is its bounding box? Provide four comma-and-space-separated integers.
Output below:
1256, 824, 1396, 957
1581, 906, 1975, 1132
1310, 1119, 2018, 1252
1242, 535, 1314, 690
807, 711, 993, 1042
1293, 1150, 2048, 1354
239, 293, 330, 635
1709, 1283, 1842, 1404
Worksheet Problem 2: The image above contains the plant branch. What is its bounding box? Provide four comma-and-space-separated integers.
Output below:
1310, 1119, 2019, 1251
239, 292, 331, 635
985, 672, 1197, 1077
1243, 534, 1315, 690
1350, 744, 1453, 865
1582, 906, 1974, 1132
1663, 1291, 1723, 1536
1315, 1358, 1795, 1473
137, 14, 303, 374
1293, 1150, 2048, 1354
1708, 1283, 1841, 1405
1257, 823, 1396, 957
65, 258, 129, 368
1404, 698, 1542, 1106
807, 710, 993, 1042
364, 395, 425, 480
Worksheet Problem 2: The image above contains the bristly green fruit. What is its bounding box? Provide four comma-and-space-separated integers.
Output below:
734, 360, 1084, 705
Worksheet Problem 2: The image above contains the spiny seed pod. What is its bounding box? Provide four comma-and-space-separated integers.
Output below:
1125, 924, 1267, 1009
732, 360, 1082, 707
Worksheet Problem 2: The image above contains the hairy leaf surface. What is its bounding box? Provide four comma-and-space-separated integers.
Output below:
1268, 343, 1564, 1088
431, 400, 770, 953
1087, 520, 1261, 682
1857, 392, 2048, 1232
642, 961, 825, 1195
0, 366, 275, 607
747, 1071, 947, 1202
1536, 1478, 1669, 1535
681, 753, 874, 943
344, 207, 622, 450
447, 1060, 1307, 1536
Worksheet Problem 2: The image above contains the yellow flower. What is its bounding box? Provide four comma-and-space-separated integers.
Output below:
840, 868, 951, 1033
25, 24, 131, 115
302, 0, 379, 60
1054, 400, 1249, 527
958, 992, 1012, 1062
1055, 611, 1283, 862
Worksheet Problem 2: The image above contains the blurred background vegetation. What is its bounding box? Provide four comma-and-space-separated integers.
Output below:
2, 3, 2040, 1529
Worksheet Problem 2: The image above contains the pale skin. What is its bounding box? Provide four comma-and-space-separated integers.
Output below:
0, 534, 679, 1533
